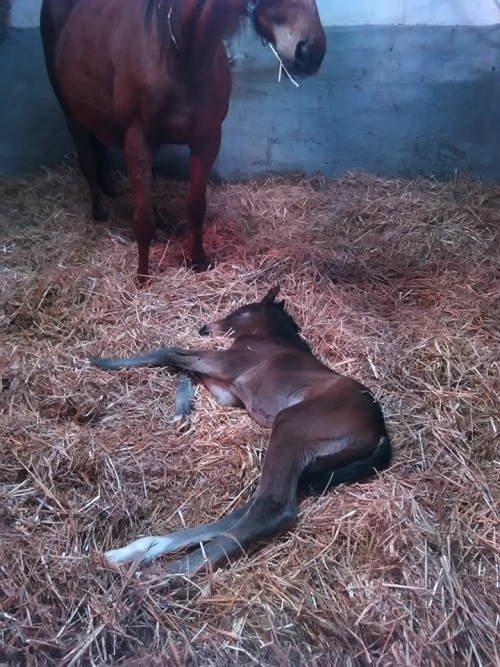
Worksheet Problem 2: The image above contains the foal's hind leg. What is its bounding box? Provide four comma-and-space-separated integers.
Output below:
124, 124, 156, 284
66, 116, 108, 222
104, 502, 251, 566
187, 128, 222, 270
164, 396, 385, 575
165, 414, 308, 575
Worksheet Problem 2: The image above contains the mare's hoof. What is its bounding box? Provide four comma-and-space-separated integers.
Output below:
92, 203, 110, 222
189, 256, 214, 272
135, 272, 151, 288
102, 184, 118, 199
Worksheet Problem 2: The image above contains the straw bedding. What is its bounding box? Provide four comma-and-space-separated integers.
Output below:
1, 163, 499, 666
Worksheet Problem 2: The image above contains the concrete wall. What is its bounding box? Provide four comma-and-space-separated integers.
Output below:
2, 0, 500, 181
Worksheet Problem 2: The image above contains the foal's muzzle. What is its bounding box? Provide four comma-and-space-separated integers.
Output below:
198, 324, 210, 336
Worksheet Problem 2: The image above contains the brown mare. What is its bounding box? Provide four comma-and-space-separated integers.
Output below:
40, 0, 326, 283
94, 286, 391, 574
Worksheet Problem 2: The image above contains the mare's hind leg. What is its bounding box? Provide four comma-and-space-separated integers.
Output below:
124, 124, 156, 284
66, 116, 108, 222
187, 128, 222, 270
90, 134, 117, 199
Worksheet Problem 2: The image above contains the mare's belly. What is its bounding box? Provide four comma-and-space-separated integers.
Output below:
55, 2, 231, 149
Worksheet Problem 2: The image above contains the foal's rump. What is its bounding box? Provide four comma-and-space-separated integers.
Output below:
265, 386, 390, 493
298, 434, 391, 494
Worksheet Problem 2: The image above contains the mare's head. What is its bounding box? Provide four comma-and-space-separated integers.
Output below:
248, 0, 326, 76
199, 285, 311, 351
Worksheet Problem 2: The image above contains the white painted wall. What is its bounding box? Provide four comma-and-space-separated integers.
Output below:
319, 0, 500, 26
10, 0, 500, 28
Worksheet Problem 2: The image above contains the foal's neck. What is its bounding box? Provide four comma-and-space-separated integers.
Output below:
260, 315, 312, 353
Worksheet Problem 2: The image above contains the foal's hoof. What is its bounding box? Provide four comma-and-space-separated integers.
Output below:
173, 414, 191, 435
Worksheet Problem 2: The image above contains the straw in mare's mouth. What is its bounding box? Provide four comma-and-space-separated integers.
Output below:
268, 43, 300, 87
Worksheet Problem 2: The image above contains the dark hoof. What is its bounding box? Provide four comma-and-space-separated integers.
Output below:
189, 256, 213, 272
153, 204, 172, 233
135, 272, 151, 288
92, 203, 110, 222
102, 184, 118, 199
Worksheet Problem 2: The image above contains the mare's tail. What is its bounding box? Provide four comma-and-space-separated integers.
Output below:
94, 348, 172, 370
300, 434, 391, 494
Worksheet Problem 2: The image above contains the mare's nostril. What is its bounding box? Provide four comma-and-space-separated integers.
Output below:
293, 37, 325, 75
199, 324, 209, 336
294, 40, 308, 68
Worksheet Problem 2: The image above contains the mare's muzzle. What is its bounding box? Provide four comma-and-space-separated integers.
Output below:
293, 36, 325, 76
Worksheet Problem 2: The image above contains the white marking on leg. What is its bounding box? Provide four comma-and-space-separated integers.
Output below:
104, 535, 174, 565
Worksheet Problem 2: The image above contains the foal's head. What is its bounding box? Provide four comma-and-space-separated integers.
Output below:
199, 285, 311, 351
249, 0, 326, 76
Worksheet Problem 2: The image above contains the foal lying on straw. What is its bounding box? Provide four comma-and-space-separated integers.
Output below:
94, 286, 391, 575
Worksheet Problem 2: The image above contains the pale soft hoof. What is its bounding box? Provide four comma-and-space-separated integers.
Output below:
104, 537, 158, 566
174, 415, 190, 435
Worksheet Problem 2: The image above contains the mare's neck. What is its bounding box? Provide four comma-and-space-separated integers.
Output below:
181, 0, 247, 57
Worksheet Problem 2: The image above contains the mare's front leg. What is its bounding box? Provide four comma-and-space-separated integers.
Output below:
187, 128, 222, 270
124, 123, 156, 284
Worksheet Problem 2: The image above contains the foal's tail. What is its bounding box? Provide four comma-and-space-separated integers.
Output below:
301, 434, 391, 494
94, 348, 171, 370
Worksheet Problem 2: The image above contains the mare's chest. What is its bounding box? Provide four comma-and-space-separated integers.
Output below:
140, 47, 232, 144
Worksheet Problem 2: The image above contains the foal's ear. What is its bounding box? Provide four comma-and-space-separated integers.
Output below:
262, 284, 281, 303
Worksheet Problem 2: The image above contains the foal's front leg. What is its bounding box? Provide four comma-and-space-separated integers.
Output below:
94, 346, 234, 378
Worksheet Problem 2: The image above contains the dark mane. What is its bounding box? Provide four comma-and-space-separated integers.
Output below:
273, 302, 312, 353
144, 0, 184, 57
144, 0, 245, 61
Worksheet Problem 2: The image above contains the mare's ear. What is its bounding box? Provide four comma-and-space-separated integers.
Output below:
262, 284, 281, 303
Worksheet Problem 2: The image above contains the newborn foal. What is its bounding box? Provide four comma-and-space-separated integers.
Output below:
94, 286, 391, 574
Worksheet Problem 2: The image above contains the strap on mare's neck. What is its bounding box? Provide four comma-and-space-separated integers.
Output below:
247, 0, 260, 30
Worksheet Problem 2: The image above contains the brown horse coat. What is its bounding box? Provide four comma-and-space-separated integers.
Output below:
40, 0, 326, 281
94, 286, 391, 575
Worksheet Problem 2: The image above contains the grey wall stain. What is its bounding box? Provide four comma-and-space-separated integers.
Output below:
1, 25, 500, 182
